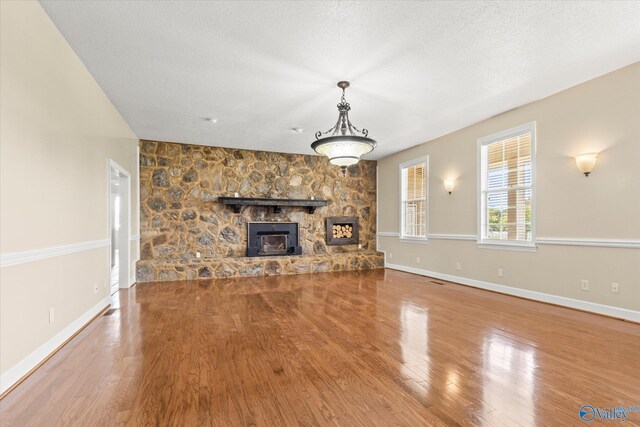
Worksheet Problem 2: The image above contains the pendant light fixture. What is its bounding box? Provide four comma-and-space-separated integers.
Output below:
312, 81, 377, 174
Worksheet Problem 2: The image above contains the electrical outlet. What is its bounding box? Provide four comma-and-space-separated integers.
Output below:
389, 252, 393, 259
416, 257, 421, 263
498, 268, 503, 277
94, 283, 98, 294
456, 262, 461, 271
358, 243, 362, 249
581, 280, 589, 291
49, 307, 55, 324
196, 251, 201, 258
611, 282, 620, 294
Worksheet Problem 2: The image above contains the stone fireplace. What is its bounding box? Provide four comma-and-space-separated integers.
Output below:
247, 222, 302, 257
135, 140, 384, 282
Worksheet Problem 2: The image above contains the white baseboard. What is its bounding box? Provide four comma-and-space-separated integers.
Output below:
0, 297, 110, 395
385, 263, 640, 322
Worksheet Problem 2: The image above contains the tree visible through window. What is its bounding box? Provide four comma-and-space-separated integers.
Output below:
401, 158, 428, 239
480, 124, 534, 244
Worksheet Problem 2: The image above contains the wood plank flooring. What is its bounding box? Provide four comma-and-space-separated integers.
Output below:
1, 269, 639, 426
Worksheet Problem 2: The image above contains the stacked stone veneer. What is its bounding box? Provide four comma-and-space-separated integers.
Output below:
136, 140, 383, 282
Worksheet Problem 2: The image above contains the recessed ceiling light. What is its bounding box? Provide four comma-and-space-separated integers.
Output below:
290, 127, 304, 134
204, 117, 219, 124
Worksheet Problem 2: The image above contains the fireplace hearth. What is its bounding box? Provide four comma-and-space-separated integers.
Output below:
247, 223, 302, 257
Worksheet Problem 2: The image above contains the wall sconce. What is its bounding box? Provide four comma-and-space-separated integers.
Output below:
575, 153, 598, 177
444, 180, 455, 194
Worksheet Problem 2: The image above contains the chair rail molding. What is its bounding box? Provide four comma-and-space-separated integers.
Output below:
0, 239, 110, 269
377, 233, 640, 248
428, 234, 476, 241
536, 237, 640, 249
377, 231, 400, 237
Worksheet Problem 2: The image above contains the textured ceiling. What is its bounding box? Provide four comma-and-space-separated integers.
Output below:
39, 1, 640, 160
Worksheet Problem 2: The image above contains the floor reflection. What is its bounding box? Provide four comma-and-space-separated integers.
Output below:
482, 330, 536, 426
400, 303, 430, 397
445, 368, 460, 396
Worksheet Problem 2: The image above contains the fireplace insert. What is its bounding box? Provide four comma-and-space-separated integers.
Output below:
247, 222, 302, 257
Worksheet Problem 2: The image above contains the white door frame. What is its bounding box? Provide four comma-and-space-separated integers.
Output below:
108, 159, 132, 290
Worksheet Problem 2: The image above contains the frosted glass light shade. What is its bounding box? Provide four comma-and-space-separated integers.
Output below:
575, 153, 598, 176
311, 135, 376, 168
444, 180, 455, 194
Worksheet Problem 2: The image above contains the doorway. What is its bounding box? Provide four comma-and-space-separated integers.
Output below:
109, 160, 131, 296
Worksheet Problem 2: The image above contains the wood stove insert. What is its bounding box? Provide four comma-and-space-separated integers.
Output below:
247, 222, 302, 257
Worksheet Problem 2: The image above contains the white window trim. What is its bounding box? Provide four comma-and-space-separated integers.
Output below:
399, 156, 429, 242
477, 122, 537, 251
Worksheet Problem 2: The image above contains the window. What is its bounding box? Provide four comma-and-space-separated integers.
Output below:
400, 157, 428, 240
479, 123, 535, 248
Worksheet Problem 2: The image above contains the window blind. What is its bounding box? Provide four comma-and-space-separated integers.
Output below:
481, 132, 532, 242
402, 161, 427, 238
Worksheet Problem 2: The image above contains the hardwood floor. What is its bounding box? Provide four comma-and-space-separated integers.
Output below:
1, 269, 639, 426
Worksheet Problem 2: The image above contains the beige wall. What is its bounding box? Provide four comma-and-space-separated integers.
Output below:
378, 63, 640, 312
0, 1, 139, 381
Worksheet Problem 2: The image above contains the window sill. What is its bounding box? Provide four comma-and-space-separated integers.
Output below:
399, 237, 429, 245
477, 241, 537, 252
